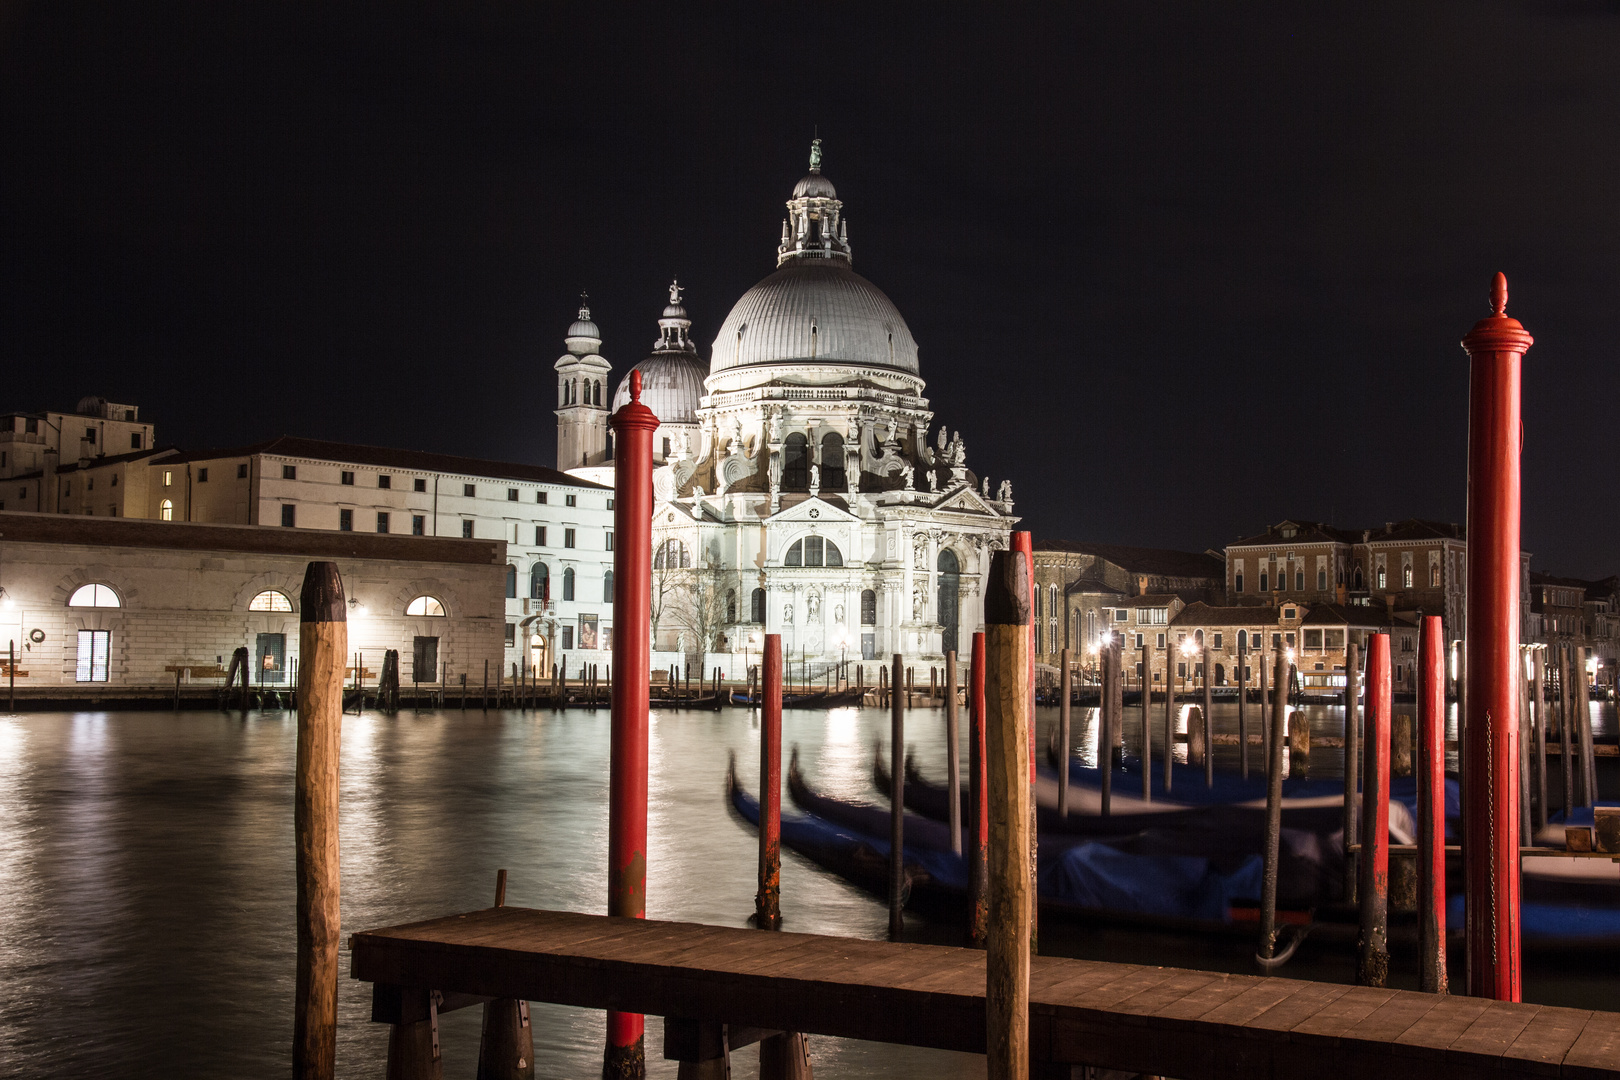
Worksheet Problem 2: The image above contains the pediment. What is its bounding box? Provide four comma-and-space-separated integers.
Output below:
770, 496, 858, 524
932, 485, 1000, 516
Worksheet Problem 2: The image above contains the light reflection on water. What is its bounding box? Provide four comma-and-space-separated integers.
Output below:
0, 700, 1613, 1078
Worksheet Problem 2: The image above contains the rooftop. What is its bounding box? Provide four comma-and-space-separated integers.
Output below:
1033, 539, 1224, 579
158, 436, 609, 489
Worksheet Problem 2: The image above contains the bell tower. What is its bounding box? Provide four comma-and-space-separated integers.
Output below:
555, 294, 613, 472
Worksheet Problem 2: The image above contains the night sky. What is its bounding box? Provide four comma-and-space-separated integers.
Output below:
4, 3, 1618, 575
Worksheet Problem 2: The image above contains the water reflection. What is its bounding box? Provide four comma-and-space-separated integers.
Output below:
0, 701, 1611, 1077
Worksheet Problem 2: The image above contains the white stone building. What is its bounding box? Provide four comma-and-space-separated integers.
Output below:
562, 144, 1017, 668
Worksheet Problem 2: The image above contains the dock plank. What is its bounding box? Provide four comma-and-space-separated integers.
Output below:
346, 907, 1620, 1080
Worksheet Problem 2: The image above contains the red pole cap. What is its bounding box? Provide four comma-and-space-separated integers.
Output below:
1461, 272, 1534, 357
610, 368, 661, 435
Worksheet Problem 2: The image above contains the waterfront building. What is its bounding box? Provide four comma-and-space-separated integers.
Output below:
0, 512, 504, 696
2, 408, 614, 677
0, 397, 156, 482
1031, 539, 1224, 669
560, 145, 1018, 669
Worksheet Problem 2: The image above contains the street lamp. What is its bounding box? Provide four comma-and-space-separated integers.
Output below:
1180, 637, 1198, 694
837, 630, 849, 686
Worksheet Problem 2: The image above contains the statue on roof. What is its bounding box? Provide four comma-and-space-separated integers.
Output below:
669, 280, 683, 305
809, 138, 822, 172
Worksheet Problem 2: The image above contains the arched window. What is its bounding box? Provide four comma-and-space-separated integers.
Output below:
406, 596, 446, 617
1237, 630, 1247, 650
505, 565, 517, 599
1049, 585, 1058, 616
604, 570, 615, 603
750, 588, 766, 623
861, 589, 877, 625
530, 562, 549, 600
781, 433, 809, 491
1033, 585, 1041, 617
1354, 566, 1365, 590
68, 583, 120, 608
563, 567, 575, 601
820, 432, 845, 491
784, 536, 843, 567
1194, 628, 1205, 647
159, 499, 174, 521
1376, 567, 1387, 589
726, 589, 737, 622
249, 590, 293, 612
654, 538, 690, 569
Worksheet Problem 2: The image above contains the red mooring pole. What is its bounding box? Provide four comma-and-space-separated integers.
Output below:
1357, 633, 1392, 987
1461, 272, 1530, 1001
969, 630, 990, 947
756, 633, 783, 930
1418, 615, 1449, 993
605, 369, 658, 1079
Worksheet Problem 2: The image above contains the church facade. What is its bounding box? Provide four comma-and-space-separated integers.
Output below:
557, 144, 1017, 667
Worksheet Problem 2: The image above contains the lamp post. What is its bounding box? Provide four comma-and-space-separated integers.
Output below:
1180, 637, 1197, 695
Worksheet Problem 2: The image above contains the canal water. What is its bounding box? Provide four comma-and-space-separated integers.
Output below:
0, 701, 1613, 1078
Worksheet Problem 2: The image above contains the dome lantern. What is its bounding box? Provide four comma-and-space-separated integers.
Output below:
565, 291, 603, 357
778, 139, 851, 267
611, 282, 709, 425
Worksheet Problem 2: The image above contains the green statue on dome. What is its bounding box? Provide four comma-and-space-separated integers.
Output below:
809, 138, 822, 172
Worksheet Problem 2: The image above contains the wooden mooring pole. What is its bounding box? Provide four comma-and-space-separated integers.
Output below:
968, 631, 989, 948
294, 561, 345, 1080
756, 634, 783, 930
1057, 647, 1071, 817
1257, 648, 1287, 966
605, 369, 657, 1079
984, 549, 1031, 1080
476, 869, 534, 1080
946, 649, 962, 856
1345, 640, 1361, 903
1163, 641, 1174, 794
1358, 632, 1392, 988
1534, 648, 1548, 834
1418, 616, 1449, 994
1202, 645, 1214, 787
1135, 639, 1147, 807
1237, 635, 1248, 779
1460, 273, 1529, 1000
889, 651, 905, 940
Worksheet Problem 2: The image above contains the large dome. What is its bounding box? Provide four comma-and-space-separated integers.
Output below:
710, 260, 920, 375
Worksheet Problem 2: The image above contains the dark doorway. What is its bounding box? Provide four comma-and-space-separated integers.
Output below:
937, 549, 960, 657
256, 633, 286, 684
412, 636, 439, 684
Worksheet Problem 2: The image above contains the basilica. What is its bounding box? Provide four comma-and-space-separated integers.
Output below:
554, 143, 1017, 667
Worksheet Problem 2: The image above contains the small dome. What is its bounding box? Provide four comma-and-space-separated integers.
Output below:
564, 296, 602, 357
792, 172, 837, 200
567, 316, 600, 340
611, 353, 708, 424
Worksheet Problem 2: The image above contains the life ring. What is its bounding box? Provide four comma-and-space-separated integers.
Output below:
27, 628, 45, 644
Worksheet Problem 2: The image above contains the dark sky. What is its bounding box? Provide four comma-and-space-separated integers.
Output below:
4, 2, 1619, 574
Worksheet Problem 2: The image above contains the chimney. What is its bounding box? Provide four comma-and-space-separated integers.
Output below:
42, 448, 59, 513
1385, 522, 1394, 534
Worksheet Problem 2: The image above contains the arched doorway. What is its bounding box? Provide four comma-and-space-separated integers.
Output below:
937, 549, 960, 657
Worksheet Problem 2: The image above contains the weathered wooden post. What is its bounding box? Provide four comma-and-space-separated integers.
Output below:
1391, 713, 1414, 777
1560, 645, 1575, 822
605, 369, 657, 1079
946, 649, 963, 855
1012, 530, 1038, 954
1358, 632, 1392, 988
294, 561, 345, 1080
969, 631, 989, 947
984, 549, 1031, 1080
1418, 616, 1449, 994
1136, 640, 1148, 806
8, 639, 15, 713
1344, 640, 1361, 902
1519, 648, 1533, 847
1057, 647, 1071, 817
1257, 647, 1268, 764
1534, 648, 1548, 834
1237, 634, 1248, 778
1258, 648, 1287, 965
1163, 642, 1174, 793
756, 634, 783, 929
1460, 272, 1528, 1001
889, 651, 905, 940
1110, 638, 1124, 773
477, 870, 534, 1080
1576, 650, 1596, 807
1202, 645, 1214, 787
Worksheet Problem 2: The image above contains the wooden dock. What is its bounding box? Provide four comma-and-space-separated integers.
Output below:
349, 907, 1620, 1078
